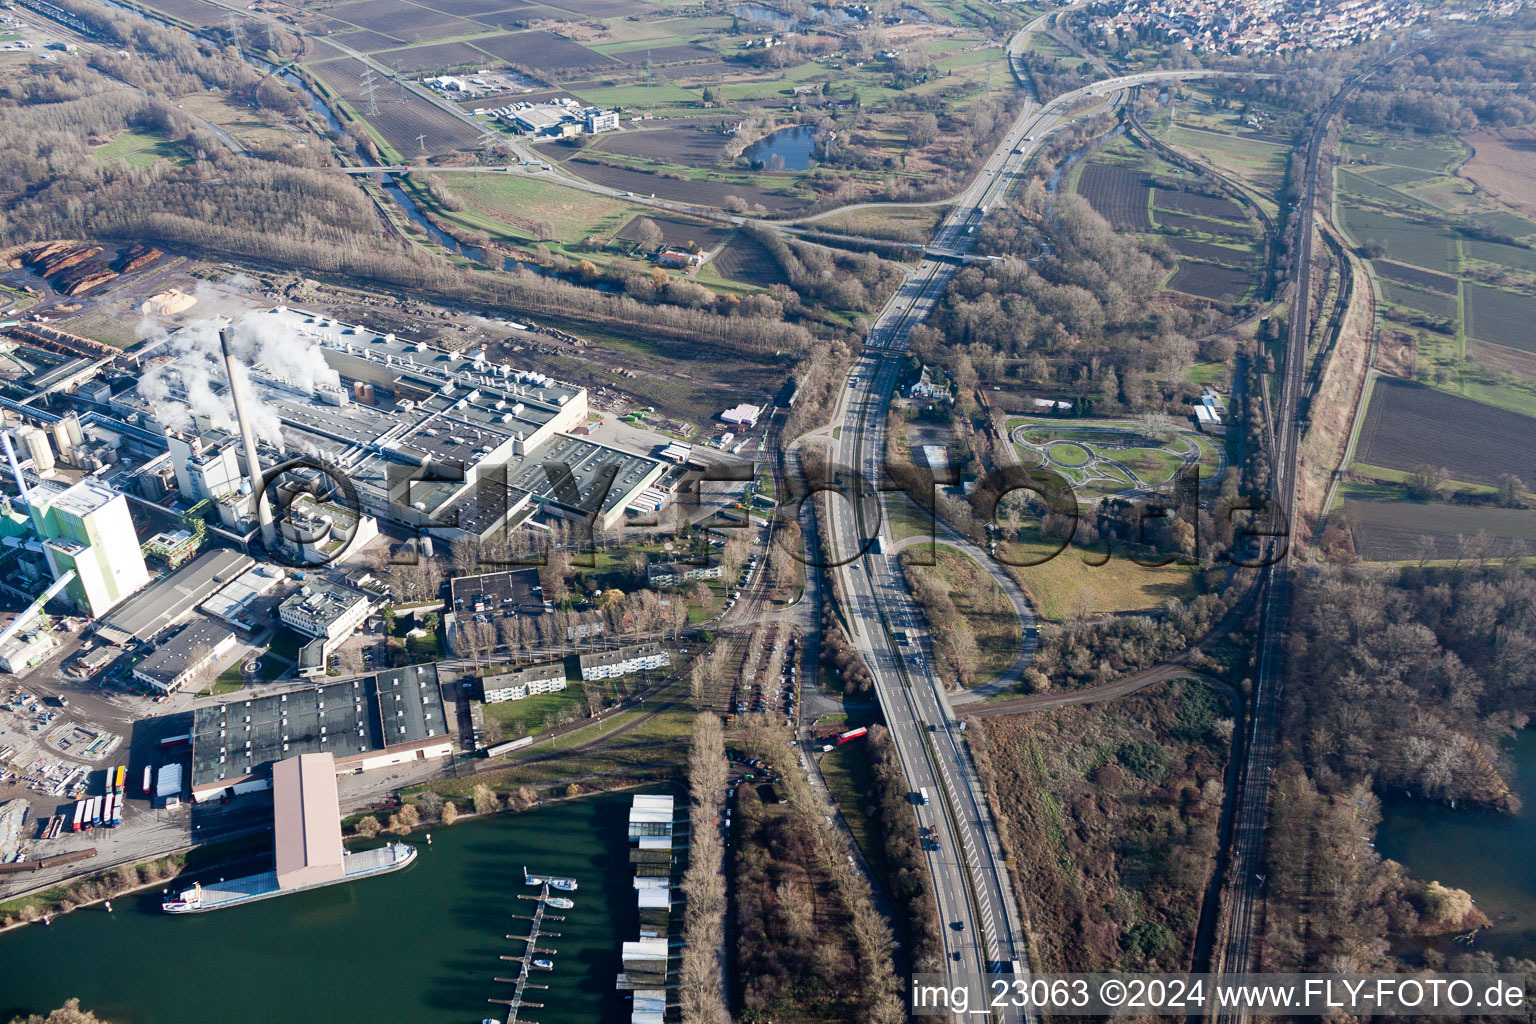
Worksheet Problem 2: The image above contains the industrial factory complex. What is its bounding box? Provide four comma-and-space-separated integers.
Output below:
0, 274, 752, 941
0, 302, 684, 683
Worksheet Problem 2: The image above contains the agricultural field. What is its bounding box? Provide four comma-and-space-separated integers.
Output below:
1160, 124, 1288, 194
1072, 131, 1263, 306
1338, 483, 1536, 562
324, 0, 482, 42
1075, 162, 1152, 231
284, 0, 1033, 210
1459, 127, 1536, 221
590, 124, 730, 167
614, 212, 735, 252
712, 231, 792, 287
1336, 204, 1461, 274
472, 30, 619, 73
1465, 282, 1536, 355
308, 56, 485, 156
136, 0, 228, 28
374, 41, 495, 74
1333, 123, 1536, 417
1166, 261, 1251, 303
1352, 377, 1536, 489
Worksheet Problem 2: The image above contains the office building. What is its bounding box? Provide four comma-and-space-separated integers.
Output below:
279, 578, 373, 646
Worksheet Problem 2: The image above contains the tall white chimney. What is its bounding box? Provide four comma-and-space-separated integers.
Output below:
219, 328, 275, 546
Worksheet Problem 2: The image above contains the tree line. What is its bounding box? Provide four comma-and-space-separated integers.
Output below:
729, 722, 904, 1024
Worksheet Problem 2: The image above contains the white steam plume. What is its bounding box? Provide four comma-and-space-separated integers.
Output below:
136, 308, 340, 449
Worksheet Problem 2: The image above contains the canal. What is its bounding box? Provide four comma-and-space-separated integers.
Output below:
1376, 729, 1536, 961
0, 792, 648, 1024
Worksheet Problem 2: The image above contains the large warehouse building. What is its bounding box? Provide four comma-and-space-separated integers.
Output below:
272, 752, 346, 891
189, 665, 451, 801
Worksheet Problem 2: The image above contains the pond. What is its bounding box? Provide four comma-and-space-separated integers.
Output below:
742, 125, 817, 171
1376, 729, 1536, 960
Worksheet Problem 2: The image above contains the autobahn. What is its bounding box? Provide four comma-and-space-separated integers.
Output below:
807, 44, 1259, 1016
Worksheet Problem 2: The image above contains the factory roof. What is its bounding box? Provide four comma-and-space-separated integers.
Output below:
499, 434, 663, 520
132, 617, 236, 687
279, 578, 370, 635
190, 665, 444, 790
97, 548, 254, 645
42, 478, 120, 518
200, 562, 286, 625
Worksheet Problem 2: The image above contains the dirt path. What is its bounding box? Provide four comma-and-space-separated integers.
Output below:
959, 662, 1222, 717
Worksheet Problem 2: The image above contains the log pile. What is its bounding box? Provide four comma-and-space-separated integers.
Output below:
113, 243, 163, 274
21, 242, 119, 296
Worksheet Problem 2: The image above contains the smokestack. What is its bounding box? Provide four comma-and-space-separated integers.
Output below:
1, 432, 28, 507
219, 328, 276, 546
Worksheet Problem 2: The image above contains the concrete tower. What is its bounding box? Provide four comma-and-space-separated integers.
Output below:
218, 328, 276, 546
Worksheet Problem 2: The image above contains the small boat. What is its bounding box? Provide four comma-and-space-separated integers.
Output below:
550, 878, 577, 892
162, 882, 203, 913
533, 959, 554, 969
545, 896, 573, 909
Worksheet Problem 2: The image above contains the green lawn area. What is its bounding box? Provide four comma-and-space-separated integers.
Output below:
443, 675, 694, 792
997, 526, 1199, 622
482, 684, 590, 739
92, 129, 185, 167
261, 628, 302, 681
195, 662, 248, 699
886, 491, 935, 544
434, 172, 652, 252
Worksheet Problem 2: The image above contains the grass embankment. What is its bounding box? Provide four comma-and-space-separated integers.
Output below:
903, 544, 1021, 686
434, 673, 696, 796
0, 834, 271, 928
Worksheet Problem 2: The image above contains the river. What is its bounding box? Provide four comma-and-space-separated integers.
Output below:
0, 792, 652, 1024
1376, 729, 1536, 961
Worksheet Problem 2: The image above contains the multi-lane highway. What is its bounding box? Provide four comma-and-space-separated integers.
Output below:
802, 36, 1258, 1014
